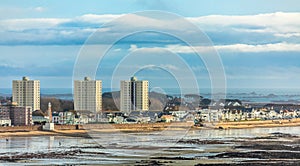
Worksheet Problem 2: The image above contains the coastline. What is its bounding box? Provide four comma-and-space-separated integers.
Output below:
0, 130, 89, 138
0, 119, 300, 138
0, 122, 193, 138
214, 118, 300, 129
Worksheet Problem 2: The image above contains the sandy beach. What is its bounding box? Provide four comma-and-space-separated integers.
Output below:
0, 119, 300, 138
1, 126, 300, 165
0, 129, 89, 138
0, 122, 193, 137
215, 118, 300, 129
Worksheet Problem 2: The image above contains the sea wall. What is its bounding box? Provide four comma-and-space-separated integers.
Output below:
0, 122, 194, 132
0, 125, 41, 132
0, 124, 78, 131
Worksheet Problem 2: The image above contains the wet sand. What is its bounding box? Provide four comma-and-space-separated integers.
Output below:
213, 118, 300, 129
1, 119, 300, 138
142, 132, 300, 166
0, 130, 90, 138
200, 132, 300, 165
0, 122, 194, 138
0, 126, 300, 165
0, 128, 190, 138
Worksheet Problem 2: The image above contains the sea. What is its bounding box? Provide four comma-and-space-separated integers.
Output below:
1, 88, 300, 103
0, 126, 299, 165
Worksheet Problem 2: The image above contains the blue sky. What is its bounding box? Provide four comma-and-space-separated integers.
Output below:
0, 0, 300, 91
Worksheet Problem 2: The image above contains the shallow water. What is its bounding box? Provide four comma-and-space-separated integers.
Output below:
0, 126, 299, 165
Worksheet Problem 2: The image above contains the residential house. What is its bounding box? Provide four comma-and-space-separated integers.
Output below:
199, 109, 221, 122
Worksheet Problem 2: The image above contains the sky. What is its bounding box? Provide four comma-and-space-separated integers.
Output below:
0, 0, 300, 92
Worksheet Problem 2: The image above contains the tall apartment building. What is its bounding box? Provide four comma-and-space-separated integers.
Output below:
74, 77, 102, 113
120, 76, 149, 112
12, 77, 40, 111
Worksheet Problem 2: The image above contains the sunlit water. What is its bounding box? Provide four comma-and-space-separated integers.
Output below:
0, 126, 299, 165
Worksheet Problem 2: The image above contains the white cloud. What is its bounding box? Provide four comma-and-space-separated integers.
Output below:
216, 43, 300, 52
127, 64, 179, 72
176, 42, 300, 53
0, 18, 69, 31
188, 12, 300, 34
0, 14, 123, 32
33, 7, 46, 12
160, 64, 179, 71
1, 12, 299, 33
0, 12, 299, 46
113, 48, 121, 52
128, 43, 300, 54
129, 44, 138, 52
274, 33, 300, 38
76, 14, 123, 24
129, 44, 179, 53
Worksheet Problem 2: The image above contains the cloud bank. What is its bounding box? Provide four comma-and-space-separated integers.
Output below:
0, 12, 299, 53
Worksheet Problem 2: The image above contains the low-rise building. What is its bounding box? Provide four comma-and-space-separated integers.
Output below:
0, 119, 11, 126
52, 112, 60, 124
282, 110, 297, 119
0, 106, 10, 126
10, 105, 32, 126
75, 111, 91, 124
199, 109, 221, 122
32, 109, 48, 125
52, 111, 75, 124
161, 115, 175, 123
170, 110, 188, 121
32, 116, 48, 124
0, 103, 32, 126
268, 110, 279, 119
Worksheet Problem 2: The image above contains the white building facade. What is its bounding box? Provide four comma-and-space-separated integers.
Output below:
12, 77, 40, 111
74, 77, 102, 113
120, 77, 149, 113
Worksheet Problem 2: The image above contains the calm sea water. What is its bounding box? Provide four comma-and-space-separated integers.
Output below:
0, 126, 299, 165
2, 88, 300, 103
